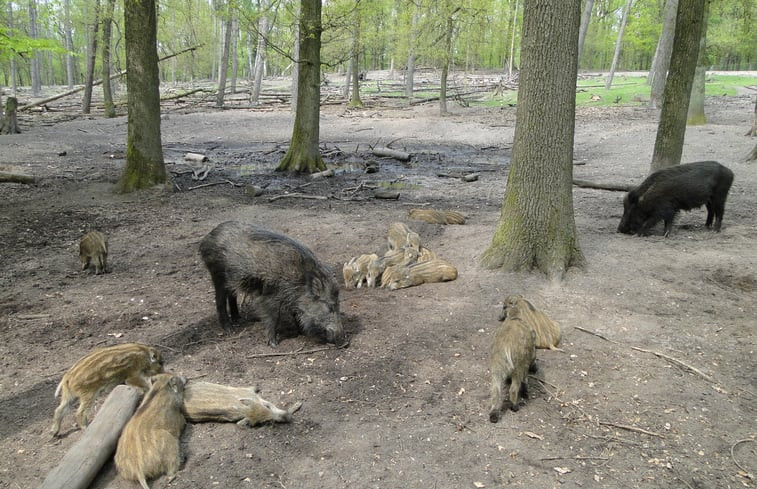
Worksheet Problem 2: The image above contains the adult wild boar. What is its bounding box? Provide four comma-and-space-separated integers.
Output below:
200, 221, 345, 347
618, 161, 734, 237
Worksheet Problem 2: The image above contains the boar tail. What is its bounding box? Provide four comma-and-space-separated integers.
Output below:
54, 380, 63, 398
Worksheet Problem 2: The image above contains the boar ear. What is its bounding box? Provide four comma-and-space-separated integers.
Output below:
238, 398, 254, 406
148, 348, 162, 364
523, 299, 536, 312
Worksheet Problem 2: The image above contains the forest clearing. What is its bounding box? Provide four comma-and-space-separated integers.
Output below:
1, 75, 756, 488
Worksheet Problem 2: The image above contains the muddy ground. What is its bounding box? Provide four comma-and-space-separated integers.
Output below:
0, 83, 755, 489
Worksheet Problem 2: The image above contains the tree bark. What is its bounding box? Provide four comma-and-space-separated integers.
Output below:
82, 0, 101, 114
28, 0, 41, 96
277, 0, 325, 173
230, 18, 239, 94
686, 0, 709, 125
8, 3, 18, 95
63, 0, 76, 88
216, 9, 233, 108
440, 12, 456, 116
605, 0, 633, 90
648, 0, 678, 108
116, 0, 168, 193
577, 0, 594, 64
101, 0, 117, 118
348, 21, 363, 108
651, 0, 705, 171
250, 0, 270, 105
482, 0, 584, 279
0, 97, 21, 134
507, 0, 519, 77
291, 3, 300, 114
405, 9, 418, 100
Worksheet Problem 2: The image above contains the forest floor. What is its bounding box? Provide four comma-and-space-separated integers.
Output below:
0, 78, 756, 489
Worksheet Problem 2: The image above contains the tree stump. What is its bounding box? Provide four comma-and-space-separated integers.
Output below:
0, 97, 21, 135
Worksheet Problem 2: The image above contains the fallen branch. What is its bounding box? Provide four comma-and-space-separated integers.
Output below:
572, 179, 634, 192
246, 343, 348, 359
0, 171, 36, 184
268, 192, 329, 202
186, 180, 241, 191
539, 456, 610, 461
372, 147, 411, 161
730, 438, 755, 479
598, 421, 664, 438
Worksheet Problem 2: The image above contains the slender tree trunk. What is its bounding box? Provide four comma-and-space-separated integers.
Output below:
8, 3, 18, 96
648, 0, 678, 108
348, 21, 363, 108
64, 0, 76, 88
687, 0, 709, 125
277, 0, 324, 173
651, 0, 706, 171
290, 4, 300, 114
405, 9, 418, 100
216, 13, 233, 107
342, 58, 352, 99
82, 0, 101, 114
250, 0, 270, 105
440, 12, 455, 116
116, 0, 167, 193
28, 0, 41, 96
605, 0, 633, 89
482, 0, 584, 278
230, 19, 239, 94
748, 98, 757, 137
507, 0, 519, 77
577, 0, 594, 64
101, 0, 116, 118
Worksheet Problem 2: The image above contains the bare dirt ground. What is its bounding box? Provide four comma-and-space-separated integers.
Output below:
1, 84, 755, 489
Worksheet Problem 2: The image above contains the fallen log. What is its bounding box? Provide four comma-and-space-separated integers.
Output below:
39, 385, 142, 489
372, 147, 411, 161
572, 179, 634, 192
374, 190, 400, 200
0, 171, 36, 184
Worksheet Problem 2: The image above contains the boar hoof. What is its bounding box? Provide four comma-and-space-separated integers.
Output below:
489, 411, 500, 423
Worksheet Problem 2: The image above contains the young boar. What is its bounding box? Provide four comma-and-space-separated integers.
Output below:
385, 259, 458, 290
380, 247, 421, 288
489, 303, 537, 422
342, 253, 378, 288
408, 208, 466, 225
182, 382, 302, 427
115, 373, 187, 489
51, 343, 164, 437
199, 221, 345, 347
387, 222, 421, 252
499, 295, 562, 350
618, 161, 734, 236
79, 230, 108, 274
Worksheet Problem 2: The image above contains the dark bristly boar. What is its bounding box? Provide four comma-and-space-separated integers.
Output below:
51, 343, 164, 437
182, 381, 302, 427
618, 161, 734, 237
115, 373, 187, 489
79, 230, 108, 274
199, 221, 345, 347
500, 295, 561, 351
489, 303, 536, 423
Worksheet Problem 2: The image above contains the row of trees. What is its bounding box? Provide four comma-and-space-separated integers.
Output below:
1, 0, 754, 93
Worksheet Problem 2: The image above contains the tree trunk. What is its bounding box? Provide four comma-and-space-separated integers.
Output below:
291, 3, 300, 114
116, 0, 167, 193
507, 0, 519, 76
276, 0, 324, 173
230, 19, 239, 94
8, 3, 18, 96
28, 0, 42, 96
687, 0, 709, 125
405, 10, 418, 100
748, 98, 757, 137
577, 0, 594, 64
348, 21, 363, 108
651, 0, 705, 172
648, 0, 678, 109
605, 0, 633, 90
216, 11, 233, 108
63, 0, 76, 88
0, 97, 21, 134
482, 0, 584, 279
439, 13, 455, 116
82, 0, 101, 114
101, 0, 116, 118
342, 58, 352, 99
250, 0, 270, 105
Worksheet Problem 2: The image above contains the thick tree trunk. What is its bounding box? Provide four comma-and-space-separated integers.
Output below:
250, 1, 270, 105
482, 0, 584, 279
116, 0, 167, 193
0, 97, 21, 134
216, 13, 233, 107
101, 0, 116, 118
651, 0, 705, 171
648, 0, 678, 108
82, 0, 101, 114
605, 0, 633, 89
348, 23, 363, 108
577, 0, 594, 64
277, 0, 324, 173
687, 0, 709, 125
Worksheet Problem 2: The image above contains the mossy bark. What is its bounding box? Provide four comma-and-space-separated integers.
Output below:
481, 0, 584, 280
277, 0, 325, 173
687, 1, 709, 126
115, 0, 166, 193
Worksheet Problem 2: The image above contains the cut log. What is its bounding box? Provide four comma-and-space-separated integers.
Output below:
0, 97, 21, 134
39, 385, 142, 489
0, 172, 36, 184
572, 179, 634, 192
372, 147, 411, 161
310, 168, 334, 179
183, 152, 208, 162
374, 190, 400, 200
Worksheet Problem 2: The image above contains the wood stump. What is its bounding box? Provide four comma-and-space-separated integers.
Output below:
0, 97, 21, 134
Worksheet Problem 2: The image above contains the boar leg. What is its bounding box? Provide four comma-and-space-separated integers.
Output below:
489, 372, 505, 423
508, 379, 522, 412
51, 394, 75, 437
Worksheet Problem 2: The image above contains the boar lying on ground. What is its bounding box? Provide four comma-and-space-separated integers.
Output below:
79, 230, 108, 274
489, 303, 537, 422
182, 381, 302, 427
499, 295, 561, 350
200, 221, 345, 347
51, 343, 164, 437
618, 160, 734, 236
408, 208, 466, 225
115, 373, 187, 489
385, 259, 458, 290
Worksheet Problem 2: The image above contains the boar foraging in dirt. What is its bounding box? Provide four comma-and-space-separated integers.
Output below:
200, 221, 345, 347
79, 230, 108, 274
489, 303, 537, 422
618, 161, 734, 236
500, 295, 561, 350
51, 343, 164, 437
183, 381, 302, 427
115, 373, 187, 489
